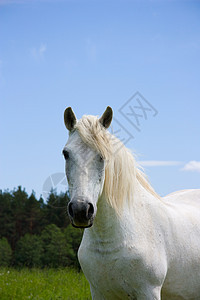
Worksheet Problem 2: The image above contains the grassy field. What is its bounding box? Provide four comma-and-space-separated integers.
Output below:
0, 268, 92, 300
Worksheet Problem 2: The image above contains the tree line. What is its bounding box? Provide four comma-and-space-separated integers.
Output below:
0, 186, 83, 268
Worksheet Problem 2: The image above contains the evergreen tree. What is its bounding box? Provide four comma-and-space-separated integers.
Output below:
25, 192, 44, 235
0, 237, 12, 267
0, 187, 83, 268
0, 190, 15, 246
44, 191, 70, 229
41, 224, 69, 267
11, 186, 29, 248
64, 226, 83, 268
14, 234, 43, 267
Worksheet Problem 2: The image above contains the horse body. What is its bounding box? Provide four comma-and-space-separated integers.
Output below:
79, 188, 200, 300
63, 107, 200, 299
161, 189, 200, 299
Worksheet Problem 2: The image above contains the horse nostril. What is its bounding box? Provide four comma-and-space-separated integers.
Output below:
63, 149, 69, 160
68, 200, 94, 226
68, 202, 74, 218
88, 203, 94, 219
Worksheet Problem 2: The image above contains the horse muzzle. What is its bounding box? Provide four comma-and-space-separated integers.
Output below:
67, 197, 95, 228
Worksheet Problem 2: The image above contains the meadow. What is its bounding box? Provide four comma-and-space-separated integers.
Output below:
0, 268, 92, 300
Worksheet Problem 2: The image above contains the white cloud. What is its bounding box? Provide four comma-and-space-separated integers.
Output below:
139, 160, 182, 167
181, 161, 200, 173
31, 44, 47, 60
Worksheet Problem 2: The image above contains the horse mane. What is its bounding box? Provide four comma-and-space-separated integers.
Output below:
75, 115, 160, 214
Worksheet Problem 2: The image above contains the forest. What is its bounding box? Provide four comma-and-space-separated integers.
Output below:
0, 186, 83, 268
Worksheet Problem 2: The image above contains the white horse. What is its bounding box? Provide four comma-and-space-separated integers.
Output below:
63, 106, 200, 300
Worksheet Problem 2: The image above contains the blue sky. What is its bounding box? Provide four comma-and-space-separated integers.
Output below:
0, 0, 200, 199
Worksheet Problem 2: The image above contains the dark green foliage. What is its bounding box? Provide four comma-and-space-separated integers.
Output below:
0, 237, 12, 266
0, 190, 15, 248
14, 234, 43, 267
44, 191, 71, 229
41, 224, 68, 268
0, 187, 45, 249
25, 192, 45, 235
0, 186, 83, 268
64, 226, 83, 268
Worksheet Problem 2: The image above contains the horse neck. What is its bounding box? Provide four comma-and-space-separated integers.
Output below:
87, 193, 124, 246
87, 180, 163, 245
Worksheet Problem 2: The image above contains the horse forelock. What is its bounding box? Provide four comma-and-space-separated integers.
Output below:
75, 115, 112, 160
75, 115, 159, 214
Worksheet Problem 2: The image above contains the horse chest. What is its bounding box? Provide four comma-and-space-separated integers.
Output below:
79, 246, 136, 299
78, 240, 154, 299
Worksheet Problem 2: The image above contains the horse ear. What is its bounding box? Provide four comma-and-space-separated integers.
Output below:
64, 107, 77, 131
99, 106, 113, 129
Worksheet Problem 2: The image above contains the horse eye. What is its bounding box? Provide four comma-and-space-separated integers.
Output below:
99, 155, 104, 162
63, 149, 69, 160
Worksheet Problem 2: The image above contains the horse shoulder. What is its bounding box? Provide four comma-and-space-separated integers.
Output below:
78, 230, 167, 299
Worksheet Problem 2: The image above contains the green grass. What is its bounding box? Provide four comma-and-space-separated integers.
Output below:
0, 268, 92, 300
